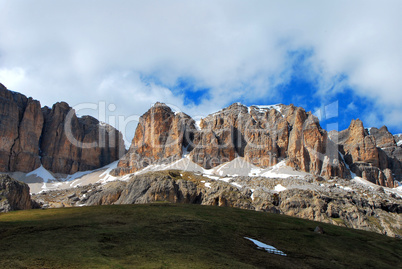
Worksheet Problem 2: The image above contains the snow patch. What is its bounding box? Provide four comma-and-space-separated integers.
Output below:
204, 182, 211, 188
244, 237, 286, 256
26, 165, 55, 183
274, 184, 287, 192
249, 104, 283, 117
130, 158, 204, 176
182, 145, 190, 158
213, 157, 258, 177
339, 151, 358, 179
203, 175, 220, 180
251, 104, 282, 113
195, 120, 202, 130
250, 189, 255, 201
337, 185, 353, 192
66, 170, 94, 182
97, 160, 119, 184
257, 160, 304, 179
192, 157, 306, 179
231, 182, 242, 189
218, 177, 231, 183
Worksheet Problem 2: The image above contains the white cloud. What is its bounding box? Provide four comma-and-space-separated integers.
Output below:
0, 67, 25, 90
0, 0, 401, 136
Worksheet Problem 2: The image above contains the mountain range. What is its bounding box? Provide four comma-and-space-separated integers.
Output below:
2, 82, 400, 188
1, 82, 401, 237
113, 101, 401, 188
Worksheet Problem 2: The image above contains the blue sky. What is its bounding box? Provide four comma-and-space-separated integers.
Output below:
148, 48, 398, 134
0, 0, 401, 144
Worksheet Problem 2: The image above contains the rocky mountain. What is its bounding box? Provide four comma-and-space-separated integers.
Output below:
333, 121, 402, 188
0, 83, 125, 174
113, 102, 401, 188
114, 102, 194, 175
0, 174, 37, 212
1, 92, 399, 237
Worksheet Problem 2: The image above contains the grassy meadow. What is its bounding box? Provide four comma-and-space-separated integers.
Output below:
0, 203, 400, 268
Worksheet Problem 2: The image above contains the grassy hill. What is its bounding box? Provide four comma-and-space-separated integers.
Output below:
0, 204, 400, 268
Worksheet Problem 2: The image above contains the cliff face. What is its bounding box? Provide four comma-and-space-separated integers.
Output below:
114, 103, 348, 179
0, 83, 125, 174
115, 103, 194, 175
335, 120, 401, 188
114, 102, 401, 187
41, 102, 125, 174
0, 174, 34, 212
188, 103, 346, 178
0, 83, 43, 172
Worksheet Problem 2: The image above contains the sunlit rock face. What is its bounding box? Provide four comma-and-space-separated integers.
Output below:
114, 102, 195, 176
114, 102, 350, 180
336, 119, 401, 187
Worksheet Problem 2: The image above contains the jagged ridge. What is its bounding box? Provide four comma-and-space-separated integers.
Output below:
113, 102, 401, 188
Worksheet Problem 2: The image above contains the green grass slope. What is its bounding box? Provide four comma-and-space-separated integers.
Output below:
0, 204, 400, 269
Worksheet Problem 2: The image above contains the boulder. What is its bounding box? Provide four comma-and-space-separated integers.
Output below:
0, 174, 34, 212
314, 226, 324, 234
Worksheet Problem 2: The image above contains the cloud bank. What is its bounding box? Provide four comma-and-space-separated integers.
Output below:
0, 0, 401, 142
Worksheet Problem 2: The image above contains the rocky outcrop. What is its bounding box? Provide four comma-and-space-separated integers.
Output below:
33, 171, 203, 207
115, 102, 348, 178
371, 127, 402, 183
335, 119, 401, 187
0, 174, 35, 212
32, 170, 402, 237
0, 83, 125, 174
88, 171, 202, 205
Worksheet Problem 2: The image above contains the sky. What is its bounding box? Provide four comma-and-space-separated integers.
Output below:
0, 0, 401, 146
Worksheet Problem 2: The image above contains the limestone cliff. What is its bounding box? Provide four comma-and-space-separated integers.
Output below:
41, 102, 125, 174
114, 102, 194, 175
0, 83, 125, 174
334, 119, 401, 187
0, 83, 43, 172
114, 102, 348, 179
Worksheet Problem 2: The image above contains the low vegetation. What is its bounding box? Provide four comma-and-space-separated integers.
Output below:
0, 204, 400, 268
